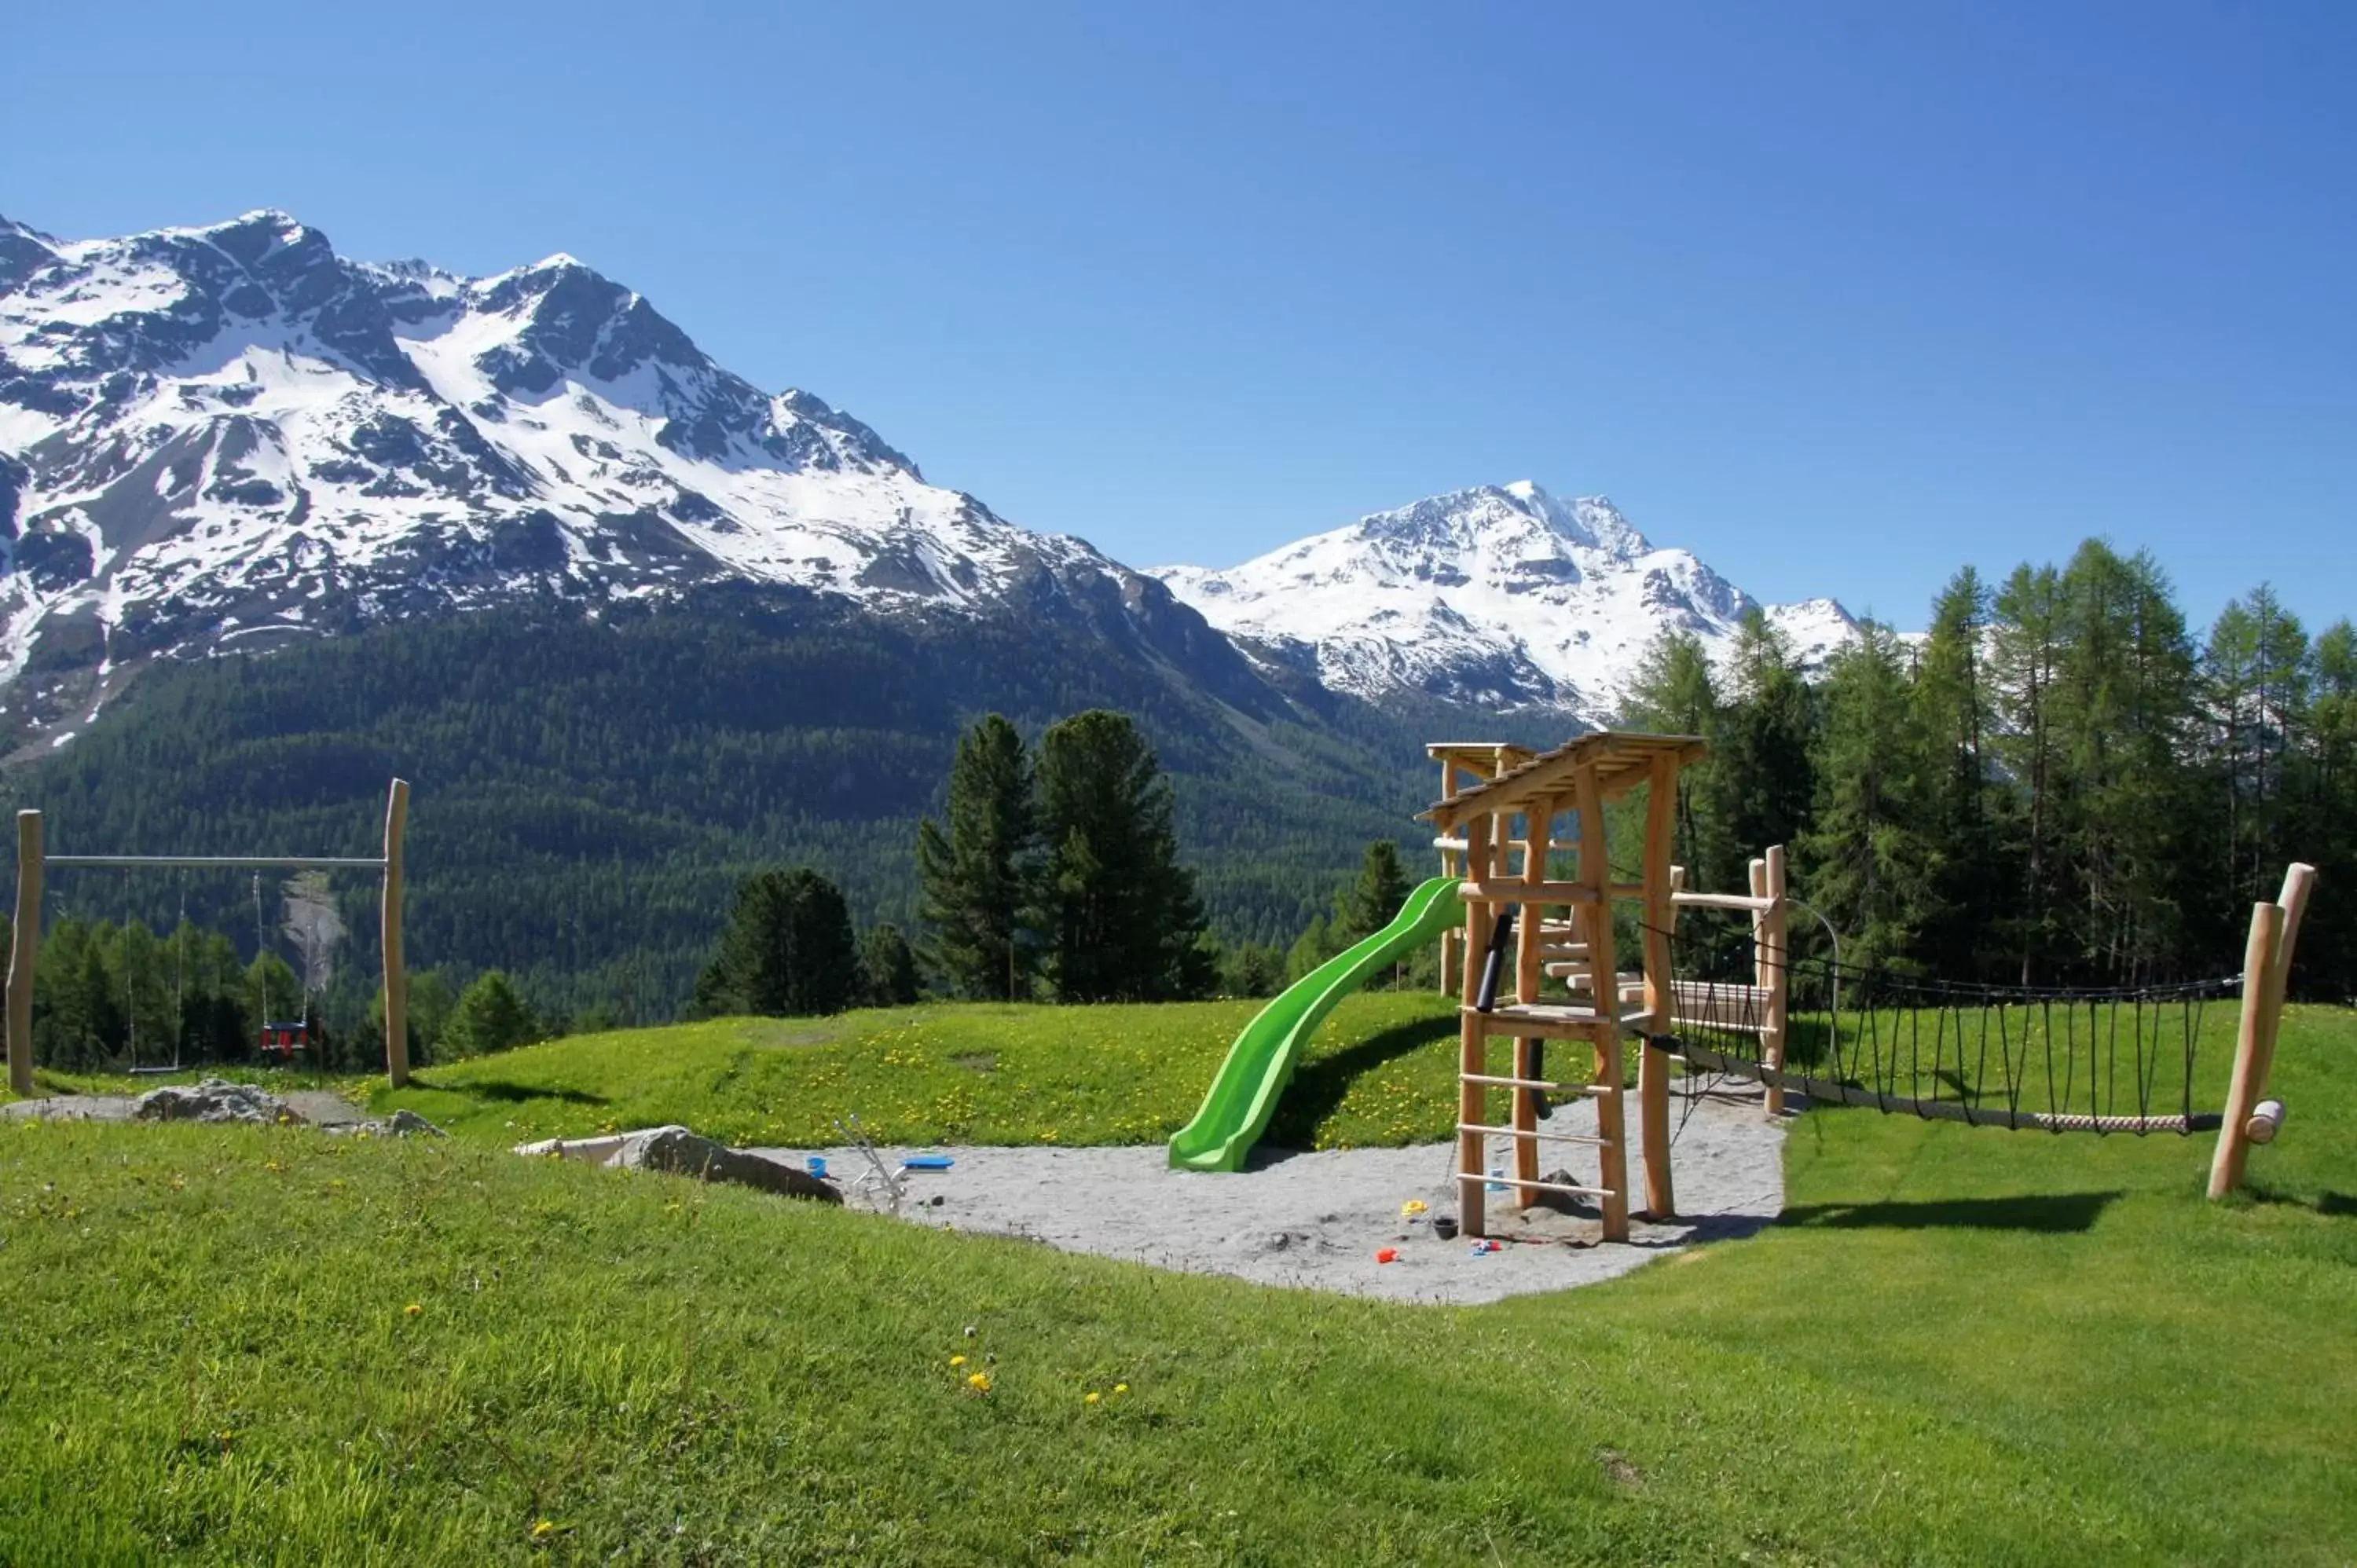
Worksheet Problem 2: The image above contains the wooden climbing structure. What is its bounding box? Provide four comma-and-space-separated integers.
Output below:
1427, 731, 1721, 1241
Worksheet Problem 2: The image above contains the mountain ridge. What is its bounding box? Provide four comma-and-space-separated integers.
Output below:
1154, 480, 1858, 722
0, 207, 1211, 744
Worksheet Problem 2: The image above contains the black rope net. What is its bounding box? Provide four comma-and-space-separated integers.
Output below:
1648, 916, 2238, 1136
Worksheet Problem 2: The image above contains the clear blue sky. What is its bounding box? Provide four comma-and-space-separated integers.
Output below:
6, 1, 2352, 632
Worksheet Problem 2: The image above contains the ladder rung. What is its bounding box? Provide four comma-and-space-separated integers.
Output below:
1457, 1172, 1615, 1200
1460, 1073, 1608, 1094
1457, 1121, 1611, 1147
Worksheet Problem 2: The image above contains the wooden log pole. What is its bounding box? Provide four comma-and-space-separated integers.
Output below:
1457, 811, 1494, 1238
2209, 900, 2284, 1200
8, 811, 42, 1097
380, 779, 412, 1089
1637, 754, 1677, 1220
1512, 807, 1555, 1198
2209, 863, 2316, 1198
1574, 763, 1629, 1242
1758, 848, 1791, 1116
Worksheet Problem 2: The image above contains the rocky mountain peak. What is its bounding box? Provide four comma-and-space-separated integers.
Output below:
1156, 485, 1857, 720
0, 208, 1213, 744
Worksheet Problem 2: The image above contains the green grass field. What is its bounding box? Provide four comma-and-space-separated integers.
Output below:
2, 1005, 2352, 1563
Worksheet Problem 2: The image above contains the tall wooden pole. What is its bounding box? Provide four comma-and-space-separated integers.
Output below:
2209, 863, 2315, 1200
1637, 755, 1677, 1220
8, 811, 42, 1097
2209, 900, 2284, 1200
1457, 810, 1494, 1238
1761, 845, 1790, 1117
1574, 762, 1629, 1242
381, 779, 411, 1088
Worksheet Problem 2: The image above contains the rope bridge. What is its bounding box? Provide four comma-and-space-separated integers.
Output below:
1650, 918, 2238, 1136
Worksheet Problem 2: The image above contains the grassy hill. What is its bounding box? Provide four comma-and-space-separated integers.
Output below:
2, 1006, 2352, 1563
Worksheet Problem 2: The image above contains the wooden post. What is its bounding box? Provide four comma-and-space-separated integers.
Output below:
1457, 810, 1494, 1238
1574, 762, 1629, 1242
381, 779, 411, 1089
1759, 846, 1789, 1116
2209, 863, 2315, 1200
8, 811, 42, 1097
1637, 755, 1677, 1220
2210, 900, 2285, 1200
1512, 808, 1552, 1199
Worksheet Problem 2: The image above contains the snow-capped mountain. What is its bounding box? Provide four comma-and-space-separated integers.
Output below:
0, 209, 1204, 737
1155, 482, 1859, 721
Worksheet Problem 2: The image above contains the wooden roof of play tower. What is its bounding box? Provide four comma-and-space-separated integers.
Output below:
1422, 731, 1706, 827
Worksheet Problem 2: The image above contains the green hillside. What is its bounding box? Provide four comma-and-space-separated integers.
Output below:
2, 591, 1513, 1020
2, 1006, 2350, 1563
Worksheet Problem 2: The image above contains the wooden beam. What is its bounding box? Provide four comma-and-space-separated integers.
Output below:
1670, 891, 1780, 913
1762, 847, 1790, 1116
1457, 811, 1494, 1239
381, 779, 412, 1089
8, 811, 41, 1097
1637, 753, 1677, 1221
2209, 863, 2314, 1199
1458, 880, 1600, 905
1575, 760, 1629, 1242
2209, 900, 2284, 1200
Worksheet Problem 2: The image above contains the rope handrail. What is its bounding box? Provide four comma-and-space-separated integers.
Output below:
1644, 918, 2233, 1138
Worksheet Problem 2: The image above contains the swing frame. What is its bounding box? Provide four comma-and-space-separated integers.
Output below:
5, 779, 412, 1093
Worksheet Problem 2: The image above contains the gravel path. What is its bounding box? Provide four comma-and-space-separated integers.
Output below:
2, 1089, 367, 1126
757, 1086, 1791, 1306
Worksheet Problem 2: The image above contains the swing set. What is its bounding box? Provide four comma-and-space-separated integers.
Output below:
5, 780, 413, 1093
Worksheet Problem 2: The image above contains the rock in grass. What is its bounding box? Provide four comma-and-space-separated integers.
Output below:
131, 1078, 296, 1125
387, 1109, 447, 1138
612, 1126, 843, 1205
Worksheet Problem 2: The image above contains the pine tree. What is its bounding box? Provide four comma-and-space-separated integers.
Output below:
1342, 841, 1412, 943
693, 867, 860, 1017
856, 923, 923, 1007
915, 715, 1036, 1000
1030, 710, 1214, 1002
442, 970, 543, 1056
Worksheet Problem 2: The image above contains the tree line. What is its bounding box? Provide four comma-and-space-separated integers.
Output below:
13, 910, 559, 1074
1622, 540, 2354, 995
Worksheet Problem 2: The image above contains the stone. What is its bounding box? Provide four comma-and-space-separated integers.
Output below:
130, 1077, 296, 1125
387, 1108, 447, 1138
607, 1125, 842, 1205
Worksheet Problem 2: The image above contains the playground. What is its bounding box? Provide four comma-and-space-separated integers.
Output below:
2, 734, 2350, 1561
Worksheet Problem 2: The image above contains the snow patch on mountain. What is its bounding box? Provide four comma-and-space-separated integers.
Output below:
0, 209, 1150, 734
1157, 482, 1860, 721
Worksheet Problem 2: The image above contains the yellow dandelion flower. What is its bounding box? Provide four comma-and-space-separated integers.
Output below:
966, 1372, 992, 1393
949, 1354, 968, 1368
1084, 1390, 1101, 1405
404, 1302, 423, 1317
1114, 1383, 1129, 1395
530, 1519, 557, 1540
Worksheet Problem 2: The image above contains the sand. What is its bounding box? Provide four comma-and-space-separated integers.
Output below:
756, 1085, 1791, 1306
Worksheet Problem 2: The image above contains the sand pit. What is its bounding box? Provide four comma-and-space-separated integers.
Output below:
754, 1086, 1791, 1306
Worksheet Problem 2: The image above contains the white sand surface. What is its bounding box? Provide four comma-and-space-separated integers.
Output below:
757, 1086, 1790, 1306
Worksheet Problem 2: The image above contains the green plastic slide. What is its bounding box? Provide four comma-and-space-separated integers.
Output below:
1168, 875, 1464, 1172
